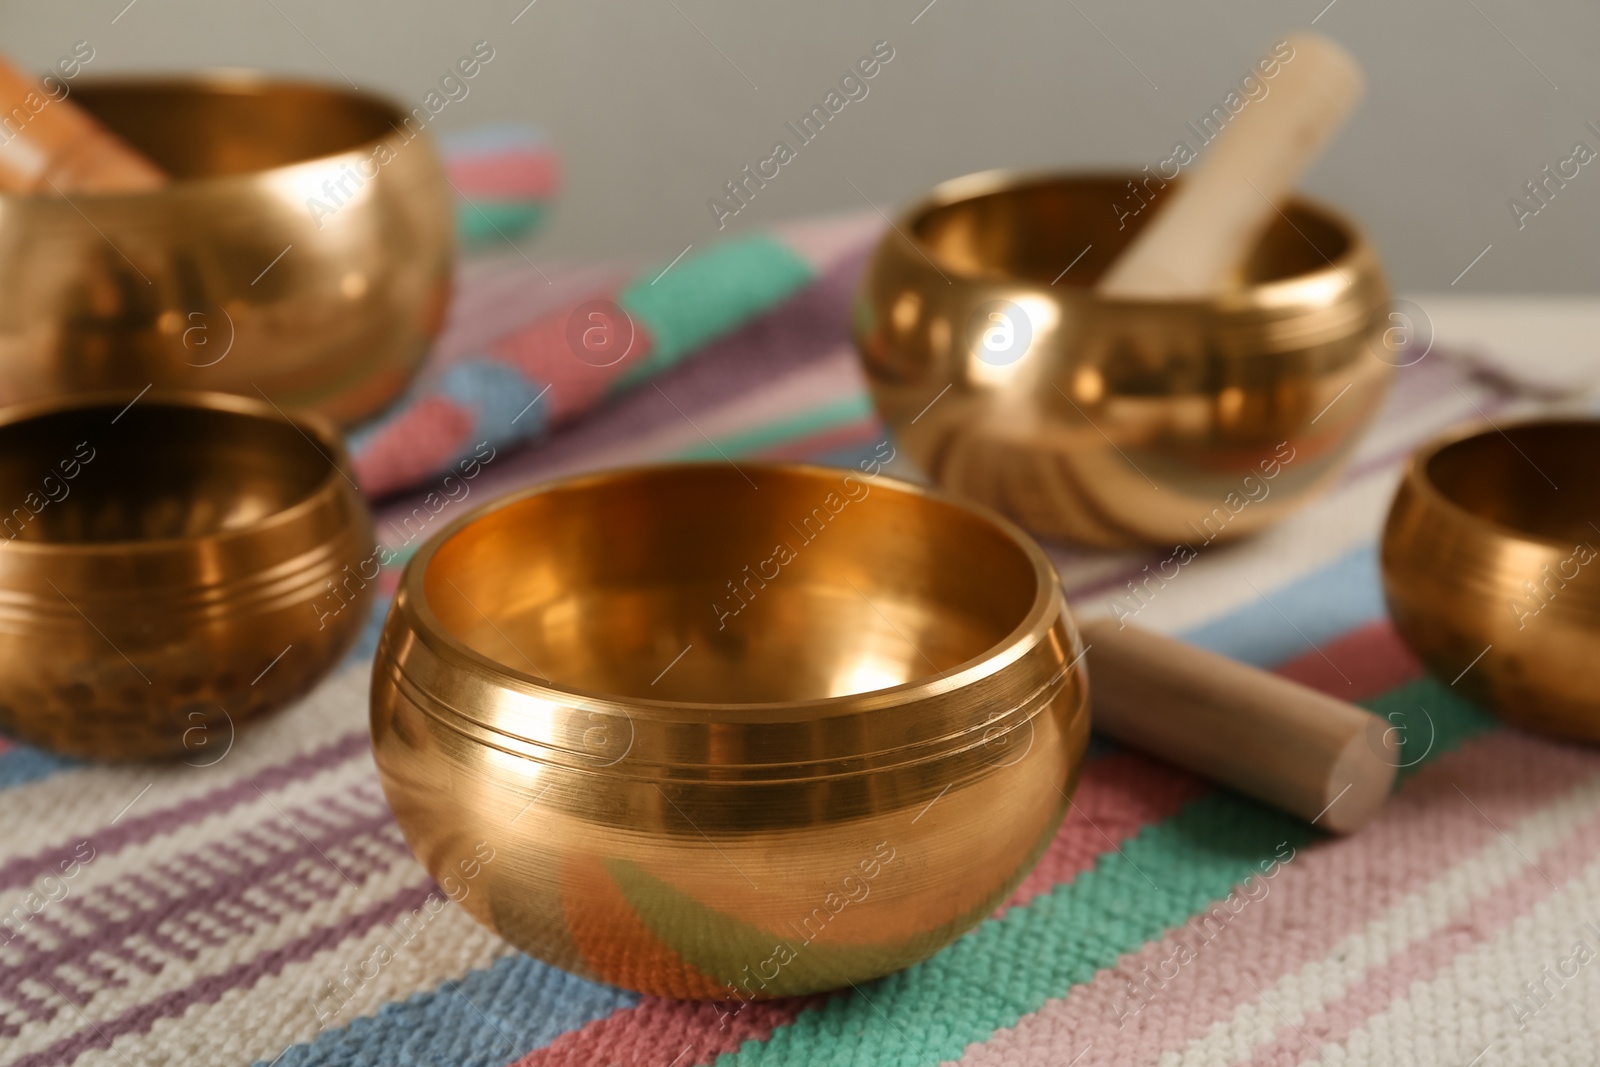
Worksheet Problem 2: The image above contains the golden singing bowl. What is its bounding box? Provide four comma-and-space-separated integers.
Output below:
853, 169, 1394, 547
0, 390, 374, 760
1382, 418, 1600, 741
371, 463, 1089, 998
0, 74, 453, 426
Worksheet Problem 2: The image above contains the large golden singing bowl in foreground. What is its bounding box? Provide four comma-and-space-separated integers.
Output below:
0, 391, 373, 760
1382, 418, 1600, 742
854, 170, 1394, 547
371, 463, 1089, 998
0, 75, 453, 425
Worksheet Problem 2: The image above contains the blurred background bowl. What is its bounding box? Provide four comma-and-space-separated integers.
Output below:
371, 463, 1089, 998
1382, 418, 1600, 741
0, 390, 374, 760
0, 73, 453, 426
853, 169, 1394, 548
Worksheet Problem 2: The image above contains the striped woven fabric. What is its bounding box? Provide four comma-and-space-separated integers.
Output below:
2, 213, 1597, 1067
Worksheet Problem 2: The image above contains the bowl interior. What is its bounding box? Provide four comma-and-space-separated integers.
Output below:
0, 401, 330, 544
912, 174, 1351, 288
73, 79, 401, 179
1426, 420, 1600, 544
424, 466, 1042, 704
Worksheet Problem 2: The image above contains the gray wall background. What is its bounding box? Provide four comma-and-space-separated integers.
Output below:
5, 0, 1597, 292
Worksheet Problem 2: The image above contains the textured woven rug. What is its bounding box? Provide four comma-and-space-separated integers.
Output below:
2, 211, 1597, 1067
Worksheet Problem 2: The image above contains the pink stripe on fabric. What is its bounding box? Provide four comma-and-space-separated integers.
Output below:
1272, 618, 1424, 702
488, 304, 653, 423
447, 153, 560, 198
955, 730, 1600, 1067
353, 395, 476, 497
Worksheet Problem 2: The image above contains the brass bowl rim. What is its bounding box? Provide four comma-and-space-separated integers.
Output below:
400, 461, 1068, 723
895, 166, 1369, 307
1401, 415, 1600, 553
0, 388, 351, 556
6, 70, 418, 204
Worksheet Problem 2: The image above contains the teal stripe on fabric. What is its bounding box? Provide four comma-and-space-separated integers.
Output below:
617, 235, 814, 385
718, 676, 1493, 1067
258, 953, 636, 1067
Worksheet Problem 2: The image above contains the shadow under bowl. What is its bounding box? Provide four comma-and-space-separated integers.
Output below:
0, 74, 454, 425
1382, 417, 1600, 740
853, 169, 1395, 547
0, 390, 374, 760
370, 462, 1089, 998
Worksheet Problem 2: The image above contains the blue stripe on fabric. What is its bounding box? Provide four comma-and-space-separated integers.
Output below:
1178, 543, 1385, 667
0, 745, 79, 789
439, 123, 551, 155
256, 953, 637, 1067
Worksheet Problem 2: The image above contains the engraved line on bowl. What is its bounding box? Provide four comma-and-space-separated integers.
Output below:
1452, 782, 1560, 891
910, 782, 952, 825
650, 243, 694, 286
251, 383, 364, 493
843, 577, 940, 674
1051, 244, 1093, 285
110, 383, 153, 424
1242, 974, 1329, 1064
109, 782, 153, 825
45, 179, 151, 284
510, 383, 553, 425
511, 0, 539, 23
1064, 0, 1158, 90
652, 783, 759, 889
1242, 576, 1350, 684
251, 783, 362, 891
1242, 177, 1350, 284
1051, 383, 1161, 492
440, 171, 553, 284
250, 244, 293, 286
909, 383, 952, 425
1451, 244, 1493, 286
845, 176, 951, 284
443, 575, 550, 680
252, 645, 295, 685
651, 643, 693, 685
264, 0, 360, 89
1309, 382, 1353, 425
910, 0, 939, 24
444, 978, 519, 1053
45, 978, 136, 1067
509, 784, 552, 826
1451, 644, 1492, 686
662, 0, 759, 91
1449, 384, 1559, 489
652, 383, 759, 489
1462, 0, 1559, 90
1310, 782, 1353, 826
45, 577, 151, 684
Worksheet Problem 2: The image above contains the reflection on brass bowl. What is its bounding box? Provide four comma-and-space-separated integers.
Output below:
853, 169, 1394, 547
371, 463, 1089, 998
0, 391, 373, 760
0, 74, 453, 426
1382, 418, 1600, 741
